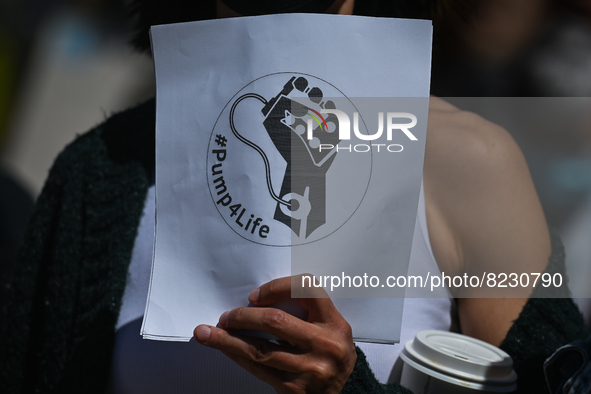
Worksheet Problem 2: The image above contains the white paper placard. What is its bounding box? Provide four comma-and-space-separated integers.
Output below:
143, 14, 432, 343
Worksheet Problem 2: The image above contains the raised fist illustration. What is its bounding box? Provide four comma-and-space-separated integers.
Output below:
261, 76, 341, 238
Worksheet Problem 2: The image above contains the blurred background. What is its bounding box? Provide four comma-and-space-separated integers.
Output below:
0, 0, 154, 304
0, 0, 589, 317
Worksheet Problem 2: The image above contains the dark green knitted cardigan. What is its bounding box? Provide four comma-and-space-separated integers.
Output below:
1, 99, 588, 394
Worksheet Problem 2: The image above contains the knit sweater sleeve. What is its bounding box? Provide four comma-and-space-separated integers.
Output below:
341, 347, 414, 394
0, 121, 150, 393
0, 130, 95, 393
499, 231, 590, 394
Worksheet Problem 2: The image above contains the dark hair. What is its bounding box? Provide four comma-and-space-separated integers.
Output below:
128, 0, 474, 54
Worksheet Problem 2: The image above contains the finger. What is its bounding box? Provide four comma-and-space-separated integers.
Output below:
250, 275, 337, 323
194, 324, 304, 373
219, 307, 316, 348
250, 275, 328, 305
248, 276, 291, 305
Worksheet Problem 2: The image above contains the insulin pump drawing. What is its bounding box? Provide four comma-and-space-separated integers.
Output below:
207, 73, 371, 246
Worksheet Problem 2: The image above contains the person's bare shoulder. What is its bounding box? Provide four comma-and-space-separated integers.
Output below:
423, 98, 551, 345
424, 97, 550, 276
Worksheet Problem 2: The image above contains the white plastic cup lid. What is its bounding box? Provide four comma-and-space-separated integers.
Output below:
404, 330, 517, 385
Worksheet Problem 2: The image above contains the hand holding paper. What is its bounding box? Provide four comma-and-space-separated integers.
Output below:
193, 276, 357, 394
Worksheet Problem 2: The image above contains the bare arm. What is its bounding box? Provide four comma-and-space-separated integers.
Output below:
424, 97, 551, 346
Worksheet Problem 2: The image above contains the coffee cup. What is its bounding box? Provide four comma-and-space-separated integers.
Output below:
400, 330, 517, 393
